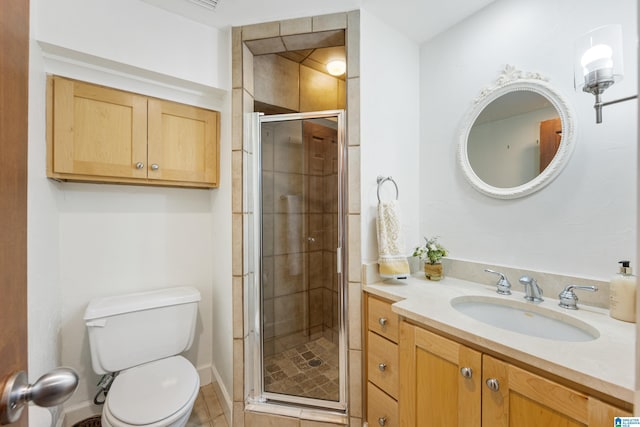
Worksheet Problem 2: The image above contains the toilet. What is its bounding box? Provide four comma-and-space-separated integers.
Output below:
84, 287, 201, 427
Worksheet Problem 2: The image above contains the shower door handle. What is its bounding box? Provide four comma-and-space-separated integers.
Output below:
336, 247, 342, 274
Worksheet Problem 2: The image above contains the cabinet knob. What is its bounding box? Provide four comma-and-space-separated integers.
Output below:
135, 162, 144, 169
378, 363, 387, 372
378, 317, 388, 327
460, 367, 473, 379
486, 378, 500, 391
151, 163, 160, 171
378, 416, 387, 426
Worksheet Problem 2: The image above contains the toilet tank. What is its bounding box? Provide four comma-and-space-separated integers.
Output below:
84, 287, 201, 374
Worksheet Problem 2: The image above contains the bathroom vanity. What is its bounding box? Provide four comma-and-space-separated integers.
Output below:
363, 276, 633, 427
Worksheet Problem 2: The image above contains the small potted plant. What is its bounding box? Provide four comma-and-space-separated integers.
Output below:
420, 236, 448, 281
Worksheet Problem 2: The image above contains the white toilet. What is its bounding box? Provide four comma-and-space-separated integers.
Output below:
84, 287, 201, 427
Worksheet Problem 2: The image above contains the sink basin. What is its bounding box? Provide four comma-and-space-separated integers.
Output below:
451, 296, 599, 342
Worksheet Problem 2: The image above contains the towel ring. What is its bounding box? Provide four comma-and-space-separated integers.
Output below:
376, 176, 399, 202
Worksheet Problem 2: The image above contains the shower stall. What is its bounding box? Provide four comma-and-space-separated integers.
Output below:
245, 110, 347, 412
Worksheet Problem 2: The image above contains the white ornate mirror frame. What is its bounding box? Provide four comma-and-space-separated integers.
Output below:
458, 65, 577, 199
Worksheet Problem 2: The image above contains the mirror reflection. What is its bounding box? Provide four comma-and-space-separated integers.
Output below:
467, 91, 561, 188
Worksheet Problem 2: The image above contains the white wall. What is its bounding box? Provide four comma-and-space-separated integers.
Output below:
420, 0, 637, 281
360, 8, 421, 262
28, 0, 233, 417
27, 0, 62, 414
36, 0, 226, 89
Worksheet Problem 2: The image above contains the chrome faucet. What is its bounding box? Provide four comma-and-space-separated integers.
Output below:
558, 285, 598, 310
519, 276, 543, 303
484, 269, 512, 295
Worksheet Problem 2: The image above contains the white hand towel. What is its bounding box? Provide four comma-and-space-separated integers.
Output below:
376, 200, 410, 279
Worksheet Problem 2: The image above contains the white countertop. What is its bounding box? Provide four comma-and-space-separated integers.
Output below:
364, 274, 635, 404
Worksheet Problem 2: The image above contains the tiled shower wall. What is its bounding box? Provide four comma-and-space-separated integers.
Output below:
261, 121, 340, 358
231, 11, 362, 427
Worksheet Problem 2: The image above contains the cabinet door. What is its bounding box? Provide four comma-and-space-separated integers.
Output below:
399, 322, 481, 427
147, 99, 219, 186
482, 355, 631, 427
50, 77, 148, 179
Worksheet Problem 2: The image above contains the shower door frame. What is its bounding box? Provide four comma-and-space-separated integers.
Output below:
247, 110, 348, 412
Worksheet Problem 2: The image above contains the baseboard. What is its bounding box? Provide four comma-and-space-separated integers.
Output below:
197, 364, 213, 387
58, 400, 101, 427
209, 364, 232, 423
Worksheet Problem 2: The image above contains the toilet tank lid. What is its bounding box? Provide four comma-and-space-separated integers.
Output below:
84, 287, 201, 321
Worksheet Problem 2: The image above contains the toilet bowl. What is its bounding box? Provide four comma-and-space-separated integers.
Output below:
101, 356, 199, 427
84, 287, 201, 427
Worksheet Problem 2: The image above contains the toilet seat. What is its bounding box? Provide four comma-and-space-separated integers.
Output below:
104, 356, 199, 426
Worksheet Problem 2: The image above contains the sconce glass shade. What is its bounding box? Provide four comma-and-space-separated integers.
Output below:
326, 60, 346, 76
574, 25, 624, 95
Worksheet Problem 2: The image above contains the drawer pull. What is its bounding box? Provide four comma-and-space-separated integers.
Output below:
460, 367, 472, 379
486, 378, 500, 391
378, 416, 387, 426
378, 317, 388, 327
378, 363, 387, 372
135, 162, 144, 169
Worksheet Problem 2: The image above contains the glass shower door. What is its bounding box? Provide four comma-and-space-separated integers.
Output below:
249, 110, 347, 411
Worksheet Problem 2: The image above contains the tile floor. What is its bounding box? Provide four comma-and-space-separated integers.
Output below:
263, 337, 340, 401
186, 383, 229, 427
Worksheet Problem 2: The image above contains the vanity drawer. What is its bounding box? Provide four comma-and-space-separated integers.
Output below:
367, 330, 399, 399
367, 295, 399, 343
367, 382, 398, 427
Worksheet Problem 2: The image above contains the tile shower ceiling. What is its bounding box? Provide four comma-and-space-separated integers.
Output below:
244, 30, 346, 79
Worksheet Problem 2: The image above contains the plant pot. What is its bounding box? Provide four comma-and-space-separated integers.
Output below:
424, 262, 443, 281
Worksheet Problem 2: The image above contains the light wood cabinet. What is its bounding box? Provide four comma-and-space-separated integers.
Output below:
399, 321, 481, 427
47, 76, 219, 188
398, 320, 631, 427
367, 294, 399, 343
365, 295, 399, 427
482, 354, 631, 427
368, 382, 398, 427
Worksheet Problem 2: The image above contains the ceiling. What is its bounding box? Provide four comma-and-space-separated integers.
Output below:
141, 0, 496, 44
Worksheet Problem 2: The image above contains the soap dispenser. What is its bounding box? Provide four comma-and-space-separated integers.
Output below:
609, 260, 637, 322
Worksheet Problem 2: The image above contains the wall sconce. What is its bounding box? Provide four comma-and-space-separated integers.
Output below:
574, 24, 637, 123
326, 60, 346, 76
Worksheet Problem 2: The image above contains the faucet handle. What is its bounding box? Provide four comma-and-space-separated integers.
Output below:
558, 285, 598, 310
484, 269, 512, 295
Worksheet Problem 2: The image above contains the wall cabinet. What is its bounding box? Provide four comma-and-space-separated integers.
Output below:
47, 76, 220, 188
398, 320, 631, 427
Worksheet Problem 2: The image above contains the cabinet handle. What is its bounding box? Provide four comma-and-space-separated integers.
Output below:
151, 163, 160, 171
135, 162, 144, 169
378, 416, 387, 426
460, 367, 472, 379
378, 363, 387, 372
378, 317, 388, 327
486, 378, 500, 391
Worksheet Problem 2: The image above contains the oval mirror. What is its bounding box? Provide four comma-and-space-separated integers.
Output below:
458, 66, 576, 199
